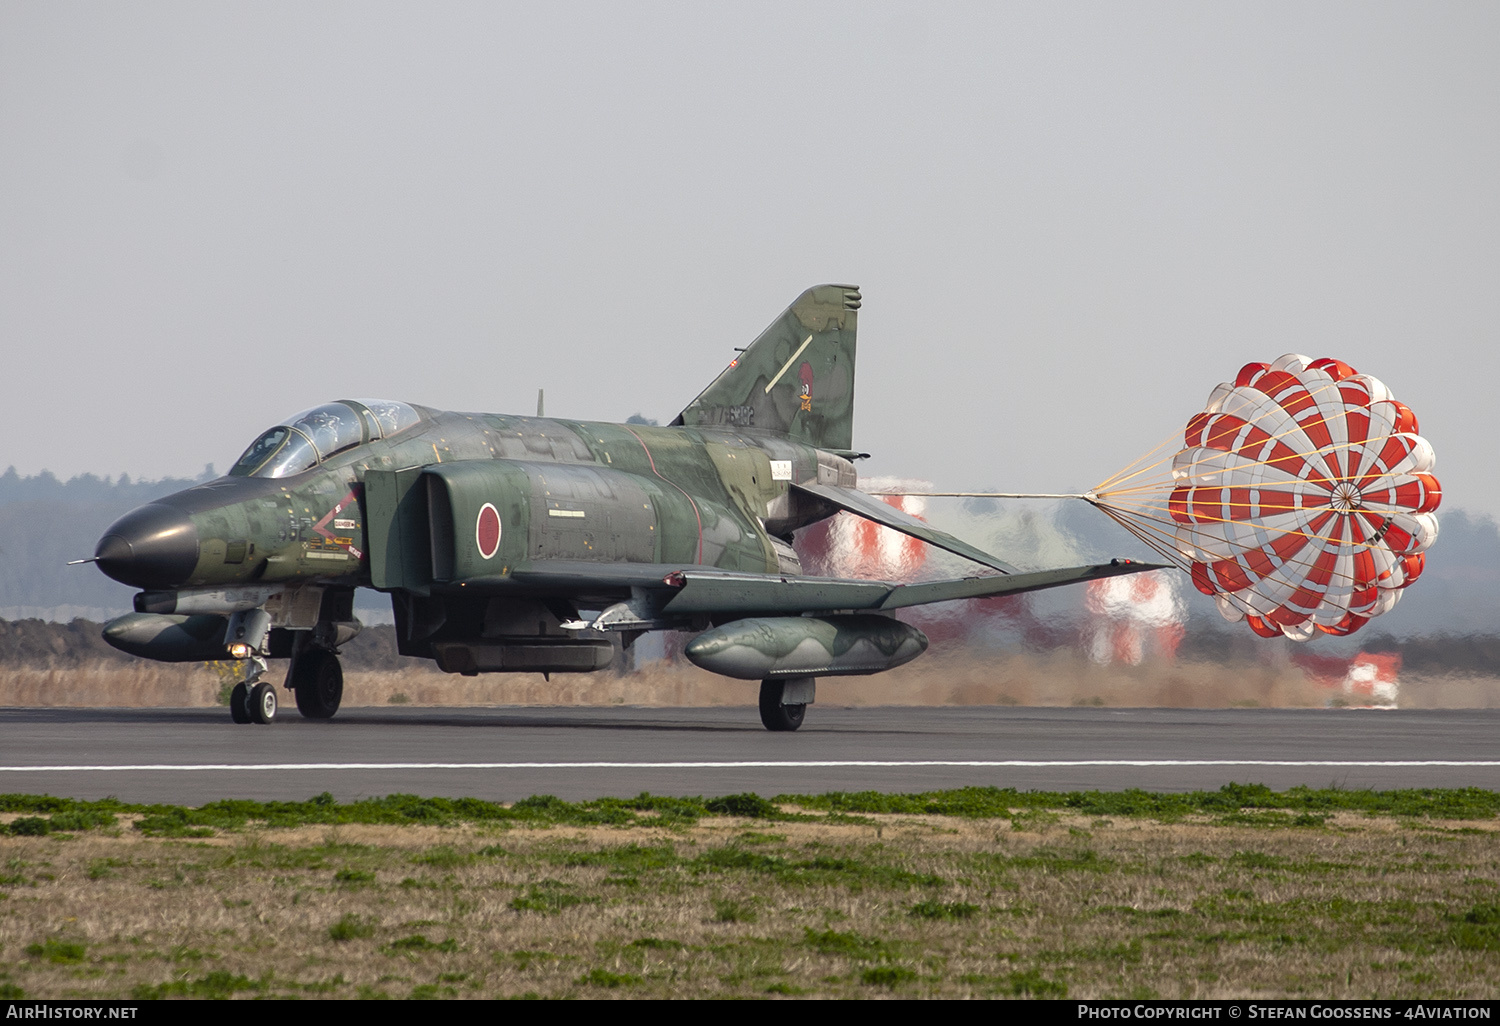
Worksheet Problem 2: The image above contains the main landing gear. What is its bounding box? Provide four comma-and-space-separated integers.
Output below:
291, 647, 344, 720
759, 676, 815, 732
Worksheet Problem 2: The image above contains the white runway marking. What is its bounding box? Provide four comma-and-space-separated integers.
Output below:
1, 760, 1499, 773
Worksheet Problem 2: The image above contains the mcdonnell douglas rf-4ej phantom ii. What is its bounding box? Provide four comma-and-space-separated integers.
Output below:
91, 285, 1161, 730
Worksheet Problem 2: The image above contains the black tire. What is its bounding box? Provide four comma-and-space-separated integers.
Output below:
292, 648, 343, 720
758, 680, 806, 732
250, 681, 277, 724
229, 682, 252, 724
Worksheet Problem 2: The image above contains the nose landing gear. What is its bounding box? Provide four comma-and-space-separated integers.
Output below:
224, 607, 276, 725
227, 679, 278, 724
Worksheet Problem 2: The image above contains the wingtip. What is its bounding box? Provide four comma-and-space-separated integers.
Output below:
1107, 558, 1175, 572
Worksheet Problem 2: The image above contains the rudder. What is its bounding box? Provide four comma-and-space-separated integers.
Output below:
672, 284, 860, 451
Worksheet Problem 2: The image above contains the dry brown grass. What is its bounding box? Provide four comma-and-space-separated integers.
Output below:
4, 650, 1496, 710
0, 660, 224, 708
1, 809, 1499, 999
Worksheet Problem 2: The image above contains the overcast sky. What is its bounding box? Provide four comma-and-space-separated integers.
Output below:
3, 2, 1497, 515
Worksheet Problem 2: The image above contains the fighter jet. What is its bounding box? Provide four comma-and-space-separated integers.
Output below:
91, 285, 1161, 730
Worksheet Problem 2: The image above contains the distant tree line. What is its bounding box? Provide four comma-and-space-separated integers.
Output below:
0, 465, 214, 507
0, 467, 219, 615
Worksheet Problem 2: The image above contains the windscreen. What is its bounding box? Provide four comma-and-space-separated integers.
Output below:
228, 426, 320, 478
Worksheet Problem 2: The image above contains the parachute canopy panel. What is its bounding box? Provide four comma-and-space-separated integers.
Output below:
1092, 354, 1440, 641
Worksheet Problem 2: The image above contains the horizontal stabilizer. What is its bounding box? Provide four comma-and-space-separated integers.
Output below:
790, 482, 1018, 574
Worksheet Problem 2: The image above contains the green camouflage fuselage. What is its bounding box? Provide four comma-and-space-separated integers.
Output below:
164, 409, 852, 594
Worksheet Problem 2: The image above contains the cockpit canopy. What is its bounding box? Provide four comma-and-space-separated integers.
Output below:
229, 399, 422, 479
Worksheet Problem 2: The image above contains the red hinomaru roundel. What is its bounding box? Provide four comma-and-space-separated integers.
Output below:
1170, 354, 1440, 641
475, 503, 502, 560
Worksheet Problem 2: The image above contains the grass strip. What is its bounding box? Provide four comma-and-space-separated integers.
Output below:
2, 783, 1499, 837
2, 786, 1499, 999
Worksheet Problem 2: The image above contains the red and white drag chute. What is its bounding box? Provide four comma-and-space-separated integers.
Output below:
1093, 354, 1440, 640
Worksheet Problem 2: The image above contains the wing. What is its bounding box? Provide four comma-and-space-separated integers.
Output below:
482, 557, 1170, 629
655, 560, 1164, 615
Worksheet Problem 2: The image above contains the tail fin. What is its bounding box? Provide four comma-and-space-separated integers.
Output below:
672, 284, 860, 451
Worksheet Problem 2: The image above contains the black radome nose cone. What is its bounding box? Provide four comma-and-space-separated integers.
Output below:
94, 503, 200, 588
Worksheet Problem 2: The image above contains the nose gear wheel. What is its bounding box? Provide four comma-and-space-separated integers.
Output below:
250, 681, 277, 724
229, 682, 252, 724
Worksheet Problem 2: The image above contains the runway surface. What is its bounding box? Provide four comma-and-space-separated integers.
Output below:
2, 705, 1498, 804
